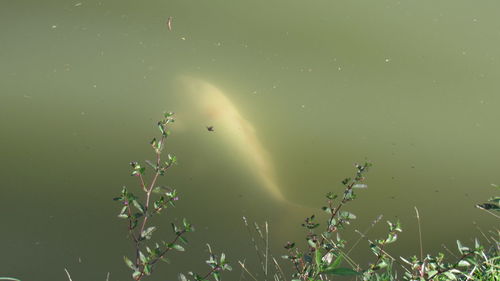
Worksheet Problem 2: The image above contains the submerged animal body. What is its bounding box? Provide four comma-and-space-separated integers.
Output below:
176, 76, 285, 202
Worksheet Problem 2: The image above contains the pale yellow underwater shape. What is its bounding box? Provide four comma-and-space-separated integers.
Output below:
176, 76, 285, 202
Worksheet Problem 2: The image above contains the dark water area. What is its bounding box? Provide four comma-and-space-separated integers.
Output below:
1, 0, 499, 280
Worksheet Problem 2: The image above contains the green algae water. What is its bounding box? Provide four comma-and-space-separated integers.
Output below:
1, 0, 498, 280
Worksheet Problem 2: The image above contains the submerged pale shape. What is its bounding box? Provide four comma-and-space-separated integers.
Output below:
175, 76, 285, 201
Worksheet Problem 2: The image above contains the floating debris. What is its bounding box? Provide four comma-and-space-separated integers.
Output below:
166, 16, 173, 31
206, 126, 215, 132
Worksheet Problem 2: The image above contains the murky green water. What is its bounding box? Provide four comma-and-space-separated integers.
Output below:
1, 0, 499, 280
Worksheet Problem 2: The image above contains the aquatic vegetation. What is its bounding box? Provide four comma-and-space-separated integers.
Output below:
112, 113, 498, 281
239, 164, 499, 281
114, 112, 231, 281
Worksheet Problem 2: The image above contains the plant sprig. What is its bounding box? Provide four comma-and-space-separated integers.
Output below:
282, 162, 372, 281
113, 112, 230, 281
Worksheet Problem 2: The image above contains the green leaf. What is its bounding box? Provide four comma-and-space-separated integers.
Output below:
458, 260, 471, 267
179, 235, 188, 244
178, 273, 188, 281
172, 223, 180, 234
172, 244, 185, 251
443, 271, 457, 280
307, 239, 317, 248
213, 271, 221, 281
132, 200, 146, 214
325, 254, 343, 271
322, 267, 360, 276
158, 122, 165, 135
315, 248, 322, 270
385, 233, 398, 244
340, 211, 356, 219
372, 260, 388, 270
457, 240, 469, 254
139, 251, 147, 264
124, 256, 137, 270
132, 271, 141, 279
141, 226, 157, 240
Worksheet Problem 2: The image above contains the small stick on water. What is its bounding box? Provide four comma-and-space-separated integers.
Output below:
105, 272, 110, 281
64, 268, 73, 281
238, 261, 259, 281
414, 206, 423, 260
166, 16, 173, 31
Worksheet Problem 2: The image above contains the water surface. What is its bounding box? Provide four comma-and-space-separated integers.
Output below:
1, 0, 499, 280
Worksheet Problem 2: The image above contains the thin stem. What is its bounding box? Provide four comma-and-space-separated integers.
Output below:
242, 217, 266, 272
64, 268, 73, 281
347, 214, 383, 255
131, 133, 170, 279
265, 221, 269, 277
126, 204, 138, 242
238, 261, 259, 281
319, 180, 358, 245
480, 208, 500, 219
415, 206, 423, 260
149, 230, 186, 266
135, 230, 187, 280
272, 257, 287, 281
138, 174, 147, 192
200, 266, 220, 280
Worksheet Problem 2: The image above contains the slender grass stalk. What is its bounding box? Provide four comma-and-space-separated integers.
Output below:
242, 217, 265, 273
441, 243, 458, 259
347, 214, 383, 255
64, 268, 73, 281
238, 261, 259, 281
272, 257, 287, 281
414, 206, 423, 260
480, 208, 500, 219
473, 221, 491, 244
238, 259, 247, 281
265, 221, 269, 277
